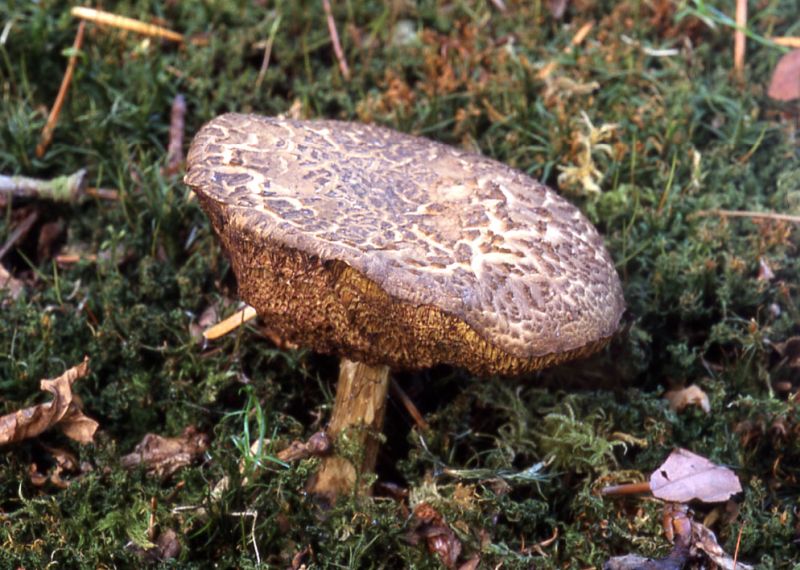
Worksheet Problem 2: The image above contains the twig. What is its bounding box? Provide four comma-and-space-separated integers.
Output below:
390, 379, 429, 431
85, 187, 120, 200
71, 7, 184, 43
693, 209, 800, 224
164, 94, 186, 176
36, 21, 85, 158
599, 481, 652, 496
0, 169, 87, 203
203, 306, 258, 340
772, 36, 800, 48
321, 0, 350, 80
0, 210, 39, 261
734, 0, 747, 79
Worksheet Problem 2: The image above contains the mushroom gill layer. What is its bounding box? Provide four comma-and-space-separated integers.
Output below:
185, 113, 625, 370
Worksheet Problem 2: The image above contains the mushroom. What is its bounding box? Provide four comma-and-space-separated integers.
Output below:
184, 113, 625, 500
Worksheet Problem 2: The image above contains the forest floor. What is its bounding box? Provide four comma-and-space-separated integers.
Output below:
1, 1, 799, 568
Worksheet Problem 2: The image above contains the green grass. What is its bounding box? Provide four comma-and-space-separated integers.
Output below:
1, 0, 799, 567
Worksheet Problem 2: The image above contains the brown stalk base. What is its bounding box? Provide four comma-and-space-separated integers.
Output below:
308, 358, 390, 501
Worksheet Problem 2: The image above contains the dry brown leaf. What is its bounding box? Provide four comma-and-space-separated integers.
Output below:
650, 448, 742, 503
768, 49, 800, 102
773, 336, 800, 368
120, 426, 209, 478
0, 263, 25, 300
410, 503, 463, 569
0, 357, 98, 446
128, 528, 182, 562
664, 384, 710, 414
547, 0, 569, 19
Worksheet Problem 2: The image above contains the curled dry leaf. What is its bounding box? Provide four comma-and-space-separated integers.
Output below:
650, 448, 742, 503
276, 431, 331, 463
689, 518, 752, 570
0, 357, 98, 446
120, 426, 209, 479
773, 336, 800, 368
409, 503, 462, 569
664, 384, 710, 414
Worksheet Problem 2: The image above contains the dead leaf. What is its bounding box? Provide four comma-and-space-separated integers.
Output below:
768, 49, 800, 103
757, 257, 775, 281
120, 426, 209, 479
689, 519, 752, 570
650, 449, 742, 503
409, 503, 463, 569
0, 357, 98, 446
189, 303, 219, 342
128, 528, 182, 562
773, 336, 800, 368
0, 263, 25, 300
276, 431, 331, 463
664, 384, 710, 413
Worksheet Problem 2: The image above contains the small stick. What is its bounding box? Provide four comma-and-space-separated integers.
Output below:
0, 169, 87, 202
734, 0, 747, 79
203, 306, 258, 340
0, 210, 39, 261
599, 481, 651, 496
390, 379, 429, 431
772, 37, 800, 48
164, 94, 187, 176
36, 21, 86, 158
322, 0, 350, 80
71, 7, 184, 43
85, 187, 120, 200
732, 521, 745, 570
693, 209, 800, 224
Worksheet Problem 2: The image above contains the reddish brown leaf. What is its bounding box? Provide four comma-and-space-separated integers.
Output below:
768, 49, 800, 102
650, 449, 742, 503
0, 357, 98, 446
410, 503, 463, 569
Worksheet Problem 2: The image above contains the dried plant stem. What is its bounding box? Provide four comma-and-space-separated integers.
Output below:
36, 21, 85, 158
203, 306, 258, 340
600, 481, 652, 496
389, 379, 429, 431
734, 0, 747, 79
71, 7, 184, 43
164, 94, 187, 176
772, 37, 800, 48
322, 0, 350, 80
694, 209, 800, 224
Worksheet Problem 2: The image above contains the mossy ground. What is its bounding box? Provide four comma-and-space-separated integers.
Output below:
1, 0, 799, 567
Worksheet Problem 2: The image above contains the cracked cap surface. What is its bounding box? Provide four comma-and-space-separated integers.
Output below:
185, 113, 625, 376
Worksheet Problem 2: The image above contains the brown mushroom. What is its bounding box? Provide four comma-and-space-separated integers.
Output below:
184, 113, 625, 500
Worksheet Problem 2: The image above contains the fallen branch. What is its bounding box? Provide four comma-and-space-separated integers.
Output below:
0, 169, 87, 203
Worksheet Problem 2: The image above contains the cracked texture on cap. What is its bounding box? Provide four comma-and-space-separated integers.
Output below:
185, 113, 625, 376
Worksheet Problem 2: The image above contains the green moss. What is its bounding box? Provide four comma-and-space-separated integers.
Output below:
1, 0, 799, 567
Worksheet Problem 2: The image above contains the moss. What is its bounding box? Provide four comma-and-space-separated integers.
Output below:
1, 0, 799, 567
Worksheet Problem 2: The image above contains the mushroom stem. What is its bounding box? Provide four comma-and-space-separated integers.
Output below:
308, 358, 391, 500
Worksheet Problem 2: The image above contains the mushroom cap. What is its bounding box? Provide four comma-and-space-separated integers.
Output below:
768, 49, 800, 103
185, 113, 625, 376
